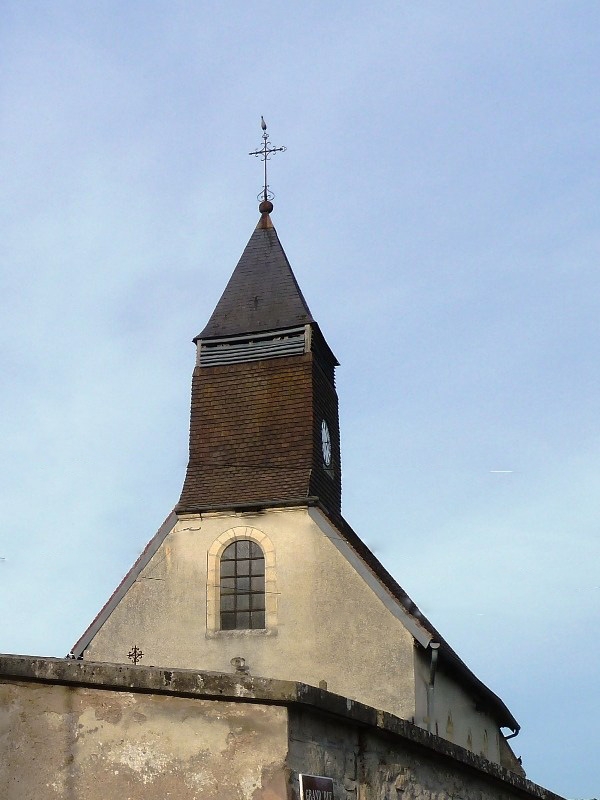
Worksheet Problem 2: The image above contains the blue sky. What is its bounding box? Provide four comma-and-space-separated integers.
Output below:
1, 3, 599, 796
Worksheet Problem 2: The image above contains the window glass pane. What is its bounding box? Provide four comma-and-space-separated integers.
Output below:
221, 594, 235, 611
237, 594, 250, 611
251, 594, 265, 611
236, 559, 251, 576
221, 543, 236, 560
250, 576, 264, 592
251, 611, 265, 629
221, 612, 236, 630
236, 576, 250, 592
236, 612, 251, 628
220, 560, 235, 577
250, 558, 265, 576
236, 540, 250, 559
249, 541, 262, 558
220, 577, 235, 592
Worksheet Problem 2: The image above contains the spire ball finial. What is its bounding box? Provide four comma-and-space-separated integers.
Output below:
259, 199, 273, 214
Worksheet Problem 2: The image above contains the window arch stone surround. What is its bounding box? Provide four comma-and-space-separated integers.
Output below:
206, 526, 277, 635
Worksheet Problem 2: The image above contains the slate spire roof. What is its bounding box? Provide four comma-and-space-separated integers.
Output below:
197, 204, 314, 340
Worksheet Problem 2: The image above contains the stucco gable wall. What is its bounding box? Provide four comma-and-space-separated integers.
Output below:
414, 645, 505, 765
83, 506, 416, 720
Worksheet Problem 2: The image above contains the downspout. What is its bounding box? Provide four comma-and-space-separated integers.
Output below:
504, 726, 520, 740
426, 642, 440, 733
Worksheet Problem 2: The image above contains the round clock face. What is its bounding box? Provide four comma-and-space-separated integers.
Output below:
321, 420, 332, 467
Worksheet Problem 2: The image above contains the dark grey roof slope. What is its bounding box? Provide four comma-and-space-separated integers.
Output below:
197, 212, 314, 340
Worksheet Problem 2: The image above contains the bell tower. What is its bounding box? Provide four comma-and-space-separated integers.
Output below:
176, 198, 341, 518
72, 127, 523, 770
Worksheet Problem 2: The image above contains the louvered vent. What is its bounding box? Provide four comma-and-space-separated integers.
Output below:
198, 326, 306, 367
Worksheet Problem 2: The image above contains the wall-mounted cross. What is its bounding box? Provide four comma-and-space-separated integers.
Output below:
127, 645, 144, 665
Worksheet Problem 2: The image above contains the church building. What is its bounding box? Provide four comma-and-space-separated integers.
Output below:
70, 181, 522, 775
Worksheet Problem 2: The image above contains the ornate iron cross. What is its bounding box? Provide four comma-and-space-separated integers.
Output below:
249, 117, 286, 201
127, 645, 144, 665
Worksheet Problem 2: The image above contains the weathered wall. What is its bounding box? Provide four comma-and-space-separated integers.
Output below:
288, 707, 557, 800
414, 647, 503, 763
0, 679, 288, 800
0, 657, 564, 800
84, 506, 417, 721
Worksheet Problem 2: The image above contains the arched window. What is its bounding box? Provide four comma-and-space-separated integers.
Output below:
220, 539, 265, 630
207, 527, 276, 634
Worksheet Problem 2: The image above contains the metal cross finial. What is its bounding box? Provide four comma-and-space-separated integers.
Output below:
249, 117, 286, 202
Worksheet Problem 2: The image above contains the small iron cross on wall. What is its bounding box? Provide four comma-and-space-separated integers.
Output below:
127, 645, 144, 665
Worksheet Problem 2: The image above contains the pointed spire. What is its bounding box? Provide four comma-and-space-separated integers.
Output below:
197, 211, 313, 340
196, 118, 307, 340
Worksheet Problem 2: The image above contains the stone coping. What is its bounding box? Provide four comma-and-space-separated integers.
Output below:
0, 654, 563, 800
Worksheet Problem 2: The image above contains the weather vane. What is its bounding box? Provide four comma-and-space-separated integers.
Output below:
249, 116, 286, 203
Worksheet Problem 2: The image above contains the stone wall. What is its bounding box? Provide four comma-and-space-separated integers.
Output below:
0, 655, 563, 800
0, 676, 288, 800
289, 708, 536, 800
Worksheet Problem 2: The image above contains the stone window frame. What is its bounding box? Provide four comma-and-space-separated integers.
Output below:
206, 526, 277, 636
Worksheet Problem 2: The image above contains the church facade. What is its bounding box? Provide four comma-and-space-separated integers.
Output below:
71, 198, 522, 774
